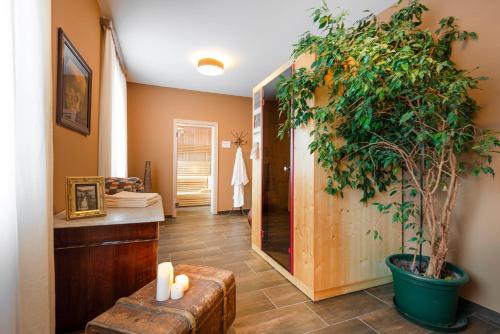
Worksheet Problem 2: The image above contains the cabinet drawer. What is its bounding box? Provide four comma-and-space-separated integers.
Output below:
54, 222, 159, 249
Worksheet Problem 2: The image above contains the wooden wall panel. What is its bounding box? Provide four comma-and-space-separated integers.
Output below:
251, 167, 262, 248
292, 125, 315, 289
313, 164, 401, 295
309, 56, 400, 296
177, 126, 212, 162
292, 53, 317, 289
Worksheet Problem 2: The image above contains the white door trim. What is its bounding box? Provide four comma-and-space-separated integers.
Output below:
172, 119, 219, 217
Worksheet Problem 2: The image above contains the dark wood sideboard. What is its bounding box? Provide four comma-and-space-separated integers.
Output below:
53, 201, 164, 333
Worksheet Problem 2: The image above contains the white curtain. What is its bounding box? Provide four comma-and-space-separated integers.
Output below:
99, 28, 128, 177
0, 0, 54, 332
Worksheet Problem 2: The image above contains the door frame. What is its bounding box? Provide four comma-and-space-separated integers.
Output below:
172, 119, 218, 217
259, 64, 295, 273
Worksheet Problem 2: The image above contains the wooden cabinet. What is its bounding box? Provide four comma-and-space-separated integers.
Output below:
53, 203, 163, 333
251, 56, 401, 301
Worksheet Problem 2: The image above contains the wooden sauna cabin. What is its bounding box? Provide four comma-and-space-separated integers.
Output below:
250, 55, 402, 301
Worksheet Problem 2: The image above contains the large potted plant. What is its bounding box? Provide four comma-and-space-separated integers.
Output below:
277, 0, 499, 331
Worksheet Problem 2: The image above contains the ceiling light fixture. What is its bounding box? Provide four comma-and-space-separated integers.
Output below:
197, 58, 224, 76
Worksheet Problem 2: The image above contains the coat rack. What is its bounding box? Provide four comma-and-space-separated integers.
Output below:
231, 130, 248, 147
228, 130, 248, 216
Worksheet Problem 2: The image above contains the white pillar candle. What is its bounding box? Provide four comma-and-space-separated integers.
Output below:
170, 282, 184, 300
175, 274, 189, 291
165, 262, 174, 286
156, 262, 172, 301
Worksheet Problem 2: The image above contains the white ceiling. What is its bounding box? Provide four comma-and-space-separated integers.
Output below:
99, 0, 394, 97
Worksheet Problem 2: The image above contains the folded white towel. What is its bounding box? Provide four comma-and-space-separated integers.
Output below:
105, 192, 160, 208
106, 192, 159, 200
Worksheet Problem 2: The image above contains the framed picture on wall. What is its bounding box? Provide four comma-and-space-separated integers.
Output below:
56, 27, 92, 135
66, 177, 106, 220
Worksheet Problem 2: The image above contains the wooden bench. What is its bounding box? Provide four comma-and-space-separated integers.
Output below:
176, 160, 212, 207
176, 177, 211, 207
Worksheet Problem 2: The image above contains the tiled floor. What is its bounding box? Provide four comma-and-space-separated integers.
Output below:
159, 208, 500, 334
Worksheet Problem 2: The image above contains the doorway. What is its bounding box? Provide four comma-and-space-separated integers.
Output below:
261, 67, 293, 272
172, 119, 218, 217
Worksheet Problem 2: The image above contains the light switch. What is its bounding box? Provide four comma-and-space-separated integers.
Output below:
221, 140, 231, 149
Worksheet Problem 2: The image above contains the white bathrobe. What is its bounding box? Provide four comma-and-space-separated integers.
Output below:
231, 147, 249, 208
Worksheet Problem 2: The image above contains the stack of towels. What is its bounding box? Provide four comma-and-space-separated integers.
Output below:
106, 191, 160, 208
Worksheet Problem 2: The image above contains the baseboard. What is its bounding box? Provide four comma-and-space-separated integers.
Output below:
217, 209, 250, 215
252, 244, 314, 300
459, 298, 500, 327
164, 210, 249, 218
312, 276, 393, 301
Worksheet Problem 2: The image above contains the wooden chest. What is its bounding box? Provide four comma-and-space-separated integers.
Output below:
86, 264, 236, 334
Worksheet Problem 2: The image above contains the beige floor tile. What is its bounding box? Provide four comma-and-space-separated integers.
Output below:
262, 283, 309, 307
204, 236, 250, 248
306, 291, 389, 325
364, 283, 394, 305
216, 262, 253, 278
308, 318, 376, 334
236, 290, 276, 317
359, 307, 428, 333
158, 241, 208, 253
170, 246, 223, 261
220, 241, 252, 254
236, 270, 288, 294
430, 315, 500, 334
204, 250, 257, 267
232, 303, 326, 334
245, 258, 273, 272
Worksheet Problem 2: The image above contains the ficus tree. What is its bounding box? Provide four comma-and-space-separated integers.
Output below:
277, 0, 499, 278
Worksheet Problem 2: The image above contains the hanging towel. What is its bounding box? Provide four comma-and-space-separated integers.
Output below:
231, 147, 249, 208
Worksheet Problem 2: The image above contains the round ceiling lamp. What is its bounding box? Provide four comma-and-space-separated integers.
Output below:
197, 58, 224, 76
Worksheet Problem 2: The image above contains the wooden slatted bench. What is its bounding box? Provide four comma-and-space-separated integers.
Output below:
176, 160, 212, 207
176, 177, 211, 207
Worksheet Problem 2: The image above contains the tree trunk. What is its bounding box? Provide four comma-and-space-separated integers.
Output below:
426, 229, 448, 278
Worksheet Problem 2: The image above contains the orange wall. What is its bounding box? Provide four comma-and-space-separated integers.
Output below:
380, 0, 500, 312
127, 83, 253, 215
52, 0, 101, 212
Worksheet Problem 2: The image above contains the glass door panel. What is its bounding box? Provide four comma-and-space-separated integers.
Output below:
261, 68, 292, 271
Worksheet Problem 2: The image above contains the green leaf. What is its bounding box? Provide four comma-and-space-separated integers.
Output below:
400, 112, 413, 124
447, 112, 458, 125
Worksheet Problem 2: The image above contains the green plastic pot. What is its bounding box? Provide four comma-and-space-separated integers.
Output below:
386, 254, 469, 332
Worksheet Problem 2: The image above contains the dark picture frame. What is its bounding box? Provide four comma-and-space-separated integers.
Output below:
56, 28, 92, 136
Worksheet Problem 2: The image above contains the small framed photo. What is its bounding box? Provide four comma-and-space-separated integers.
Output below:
66, 177, 106, 220
56, 28, 92, 136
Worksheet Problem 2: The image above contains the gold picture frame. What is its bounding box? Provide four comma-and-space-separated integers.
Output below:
66, 176, 106, 220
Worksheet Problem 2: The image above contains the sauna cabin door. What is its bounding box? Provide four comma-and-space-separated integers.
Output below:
260, 67, 293, 272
